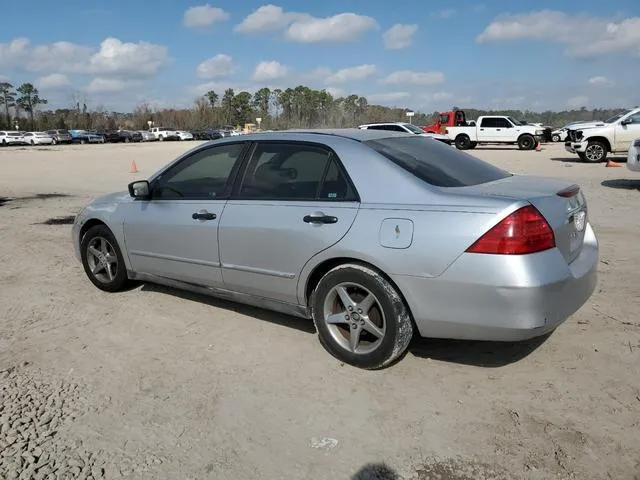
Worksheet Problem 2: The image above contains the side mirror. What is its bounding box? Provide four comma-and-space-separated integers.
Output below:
621, 119, 631, 126
128, 180, 150, 199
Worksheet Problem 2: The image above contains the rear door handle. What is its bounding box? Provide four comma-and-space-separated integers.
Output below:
192, 210, 217, 221
303, 212, 338, 224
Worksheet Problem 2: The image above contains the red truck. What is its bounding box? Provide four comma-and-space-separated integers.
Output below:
421, 110, 470, 134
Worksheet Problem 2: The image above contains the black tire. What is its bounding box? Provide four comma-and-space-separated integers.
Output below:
518, 134, 536, 150
552, 134, 561, 142
159, 135, 164, 142
311, 263, 414, 370
582, 140, 607, 163
80, 224, 131, 293
468, 142, 478, 149
52, 138, 57, 145
455, 134, 471, 150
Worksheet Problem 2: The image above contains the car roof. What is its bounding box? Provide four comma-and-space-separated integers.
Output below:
228, 128, 413, 143
359, 122, 411, 127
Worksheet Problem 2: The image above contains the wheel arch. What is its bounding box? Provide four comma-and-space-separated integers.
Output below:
303, 257, 416, 327
584, 136, 612, 152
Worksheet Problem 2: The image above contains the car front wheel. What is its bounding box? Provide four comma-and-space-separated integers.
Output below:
582, 140, 607, 162
311, 263, 413, 369
80, 224, 131, 292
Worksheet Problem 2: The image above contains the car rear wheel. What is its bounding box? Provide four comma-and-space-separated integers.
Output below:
454, 134, 471, 150
80, 224, 131, 292
311, 263, 413, 369
582, 140, 607, 163
552, 134, 561, 142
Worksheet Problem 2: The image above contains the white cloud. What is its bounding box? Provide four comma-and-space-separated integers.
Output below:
588, 76, 613, 86
37, 73, 70, 89
183, 4, 230, 29
285, 12, 378, 43
325, 65, 377, 84
433, 9, 456, 19
86, 38, 169, 77
567, 95, 589, 108
196, 54, 235, 79
0, 37, 169, 78
324, 87, 345, 98
367, 92, 411, 103
252, 61, 289, 82
476, 10, 640, 58
234, 4, 311, 33
380, 70, 445, 86
85, 78, 129, 93
383, 24, 418, 50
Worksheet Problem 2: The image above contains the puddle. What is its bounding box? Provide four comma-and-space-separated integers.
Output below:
22, 193, 71, 200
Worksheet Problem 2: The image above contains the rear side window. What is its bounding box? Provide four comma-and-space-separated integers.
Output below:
364, 136, 512, 188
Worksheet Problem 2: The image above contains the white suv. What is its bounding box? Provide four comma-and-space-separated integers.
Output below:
358, 122, 453, 146
565, 107, 640, 162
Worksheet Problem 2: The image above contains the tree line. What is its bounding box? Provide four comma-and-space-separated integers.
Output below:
0, 81, 629, 132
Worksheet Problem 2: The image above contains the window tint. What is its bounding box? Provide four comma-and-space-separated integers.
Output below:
153, 142, 245, 199
364, 136, 512, 188
480, 117, 499, 128
495, 118, 512, 128
319, 157, 354, 200
239, 142, 344, 200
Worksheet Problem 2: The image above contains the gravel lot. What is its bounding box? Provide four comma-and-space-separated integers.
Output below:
1, 141, 639, 480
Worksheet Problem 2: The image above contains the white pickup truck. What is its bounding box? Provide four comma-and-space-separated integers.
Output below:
445, 115, 544, 151
564, 107, 640, 163
149, 127, 180, 141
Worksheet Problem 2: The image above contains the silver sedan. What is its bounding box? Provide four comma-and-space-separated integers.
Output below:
72, 129, 599, 369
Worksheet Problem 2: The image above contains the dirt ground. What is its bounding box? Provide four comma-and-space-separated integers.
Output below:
0, 140, 639, 480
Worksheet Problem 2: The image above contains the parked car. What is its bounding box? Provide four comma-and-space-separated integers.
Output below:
627, 138, 640, 172
359, 122, 453, 145
23, 131, 55, 145
46, 129, 73, 144
0, 131, 27, 146
149, 127, 180, 141
177, 130, 195, 141
565, 108, 640, 162
69, 129, 105, 144
72, 128, 598, 369
138, 130, 157, 142
445, 116, 544, 150
98, 130, 143, 143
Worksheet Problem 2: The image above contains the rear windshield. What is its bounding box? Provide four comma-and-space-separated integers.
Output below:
364, 136, 512, 187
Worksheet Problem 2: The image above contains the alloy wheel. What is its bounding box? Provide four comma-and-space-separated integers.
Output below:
86, 236, 119, 284
323, 282, 386, 354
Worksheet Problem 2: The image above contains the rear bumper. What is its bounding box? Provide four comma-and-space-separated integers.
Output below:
393, 222, 599, 341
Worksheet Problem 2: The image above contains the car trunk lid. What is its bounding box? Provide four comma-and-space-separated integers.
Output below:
446, 174, 588, 264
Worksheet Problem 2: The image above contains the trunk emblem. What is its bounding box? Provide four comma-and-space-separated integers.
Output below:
574, 211, 586, 231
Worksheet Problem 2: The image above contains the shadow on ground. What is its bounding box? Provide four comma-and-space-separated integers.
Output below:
140, 283, 317, 334
601, 179, 640, 190
140, 283, 550, 366
408, 333, 551, 368
351, 458, 515, 480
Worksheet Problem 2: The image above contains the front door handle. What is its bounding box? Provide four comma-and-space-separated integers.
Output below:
192, 210, 217, 221
303, 212, 338, 224
496, 128, 501, 131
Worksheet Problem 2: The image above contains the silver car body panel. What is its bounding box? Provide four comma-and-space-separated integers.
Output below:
72, 129, 598, 342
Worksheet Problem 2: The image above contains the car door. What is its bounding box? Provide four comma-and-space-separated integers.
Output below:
493, 117, 516, 141
218, 141, 360, 305
123, 141, 249, 287
478, 117, 499, 141
614, 112, 640, 152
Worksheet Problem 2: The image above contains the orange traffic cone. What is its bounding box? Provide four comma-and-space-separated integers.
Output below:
129, 160, 138, 173
605, 160, 623, 168
535, 142, 542, 152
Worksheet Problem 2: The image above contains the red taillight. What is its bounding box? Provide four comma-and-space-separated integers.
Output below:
466, 205, 555, 255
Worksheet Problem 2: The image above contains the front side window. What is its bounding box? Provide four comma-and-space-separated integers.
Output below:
624, 113, 640, 124
496, 118, 513, 128
238, 142, 354, 200
152, 142, 246, 200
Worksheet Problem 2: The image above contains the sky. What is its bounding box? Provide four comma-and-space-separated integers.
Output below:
1, 0, 639, 113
